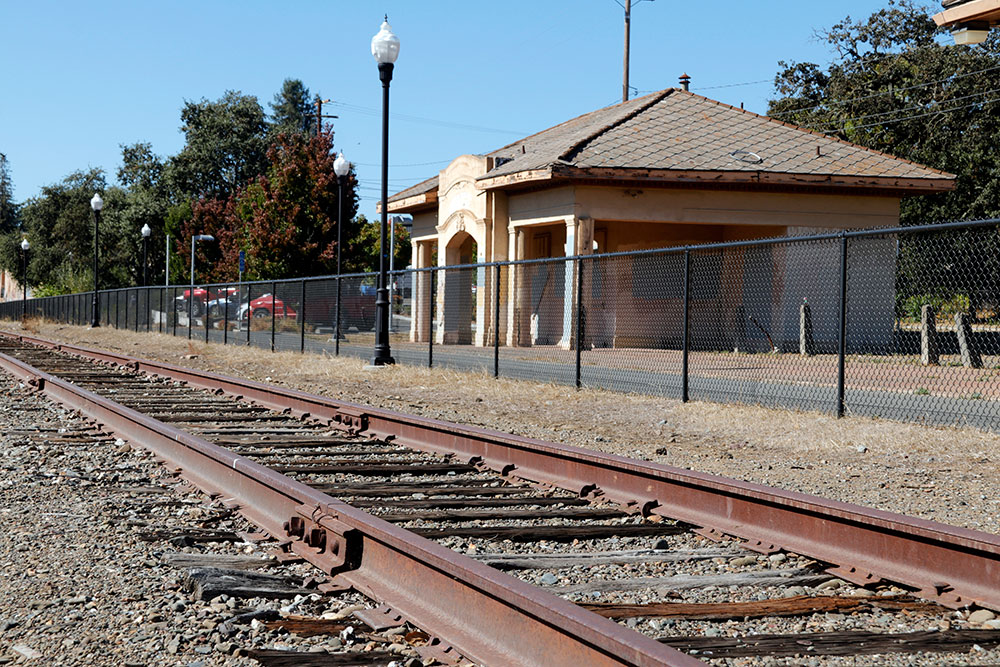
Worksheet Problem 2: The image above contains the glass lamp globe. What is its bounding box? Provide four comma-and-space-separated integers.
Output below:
371, 20, 400, 64
91, 193, 104, 211
334, 153, 350, 177
20, 238, 29, 251
141, 223, 151, 238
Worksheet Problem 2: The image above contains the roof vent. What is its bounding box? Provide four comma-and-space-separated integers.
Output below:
494, 157, 513, 169
679, 73, 691, 91
729, 149, 763, 165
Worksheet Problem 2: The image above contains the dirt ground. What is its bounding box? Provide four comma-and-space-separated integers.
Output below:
4, 319, 999, 536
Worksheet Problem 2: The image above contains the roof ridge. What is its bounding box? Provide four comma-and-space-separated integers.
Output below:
673, 89, 956, 179
485, 90, 664, 159
557, 90, 674, 164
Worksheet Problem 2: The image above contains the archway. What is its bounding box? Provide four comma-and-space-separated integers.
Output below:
441, 231, 476, 344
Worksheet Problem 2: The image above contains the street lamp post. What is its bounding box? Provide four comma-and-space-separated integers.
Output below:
370, 17, 399, 366
333, 152, 350, 355
90, 193, 103, 327
20, 238, 29, 320
141, 224, 151, 287
141, 224, 151, 331
189, 234, 215, 339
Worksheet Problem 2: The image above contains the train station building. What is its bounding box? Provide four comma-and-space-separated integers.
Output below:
387, 87, 954, 350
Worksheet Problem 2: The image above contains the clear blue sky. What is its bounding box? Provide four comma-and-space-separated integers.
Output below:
0, 1, 912, 217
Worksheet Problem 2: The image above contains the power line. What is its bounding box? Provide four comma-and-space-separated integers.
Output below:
772, 62, 1000, 117
820, 94, 1000, 133
330, 101, 527, 135
698, 78, 773, 91
352, 159, 451, 168
806, 88, 998, 131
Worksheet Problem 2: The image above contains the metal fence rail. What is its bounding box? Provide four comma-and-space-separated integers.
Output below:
5, 218, 1000, 431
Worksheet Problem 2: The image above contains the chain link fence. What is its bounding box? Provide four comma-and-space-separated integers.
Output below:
5, 219, 1000, 430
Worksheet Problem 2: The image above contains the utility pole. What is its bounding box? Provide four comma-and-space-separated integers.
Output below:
314, 98, 337, 135
623, 0, 631, 103
618, 0, 652, 103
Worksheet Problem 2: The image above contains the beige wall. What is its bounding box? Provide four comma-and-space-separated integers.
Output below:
406, 157, 905, 349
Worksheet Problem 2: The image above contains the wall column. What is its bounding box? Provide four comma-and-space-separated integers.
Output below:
507, 227, 531, 346
558, 216, 593, 349
410, 240, 435, 343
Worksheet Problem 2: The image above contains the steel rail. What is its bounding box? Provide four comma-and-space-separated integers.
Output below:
11, 331, 1000, 615
0, 340, 694, 667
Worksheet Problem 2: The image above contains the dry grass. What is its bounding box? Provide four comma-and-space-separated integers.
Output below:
4, 318, 999, 532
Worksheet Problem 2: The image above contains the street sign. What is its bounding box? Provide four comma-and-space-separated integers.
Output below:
239, 250, 245, 274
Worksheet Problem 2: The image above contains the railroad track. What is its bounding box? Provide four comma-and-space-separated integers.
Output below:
2, 332, 1000, 665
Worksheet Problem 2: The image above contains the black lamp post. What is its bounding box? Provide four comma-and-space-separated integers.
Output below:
141, 223, 151, 287
370, 17, 399, 366
333, 152, 351, 355
20, 238, 29, 320
90, 193, 103, 327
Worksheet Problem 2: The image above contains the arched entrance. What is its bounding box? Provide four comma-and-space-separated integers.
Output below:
440, 230, 477, 344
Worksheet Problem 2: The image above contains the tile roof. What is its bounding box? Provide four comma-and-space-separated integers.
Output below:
389, 88, 953, 203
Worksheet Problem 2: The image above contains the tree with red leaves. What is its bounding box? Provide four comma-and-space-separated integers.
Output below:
179, 129, 358, 283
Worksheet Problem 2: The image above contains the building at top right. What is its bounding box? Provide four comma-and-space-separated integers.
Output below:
934, 0, 1000, 43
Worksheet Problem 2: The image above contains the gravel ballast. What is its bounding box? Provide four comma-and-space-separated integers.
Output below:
4, 321, 1000, 666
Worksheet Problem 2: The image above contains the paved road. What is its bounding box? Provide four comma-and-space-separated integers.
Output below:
165, 323, 999, 432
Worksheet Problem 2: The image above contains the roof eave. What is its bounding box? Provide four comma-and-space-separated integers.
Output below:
933, 0, 1000, 26
476, 167, 554, 192
477, 166, 956, 196
383, 190, 439, 214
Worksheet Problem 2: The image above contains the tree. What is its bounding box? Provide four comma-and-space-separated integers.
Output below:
0, 169, 126, 294
769, 0, 1000, 223
270, 79, 314, 138
769, 0, 1000, 317
343, 214, 411, 275
166, 91, 269, 200
116, 143, 171, 285
0, 153, 18, 235
178, 129, 360, 283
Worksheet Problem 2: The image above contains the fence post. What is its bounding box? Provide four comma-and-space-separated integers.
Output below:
172, 287, 178, 337
800, 300, 815, 356
271, 281, 277, 352
223, 287, 229, 345
205, 287, 210, 344
575, 256, 584, 389
246, 284, 251, 346
920, 304, 938, 366
956, 311, 982, 368
429, 270, 435, 368
300, 279, 306, 354
494, 263, 501, 379
115, 291, 120, 329
836, 232, 848, 418
681, 249, 691, 403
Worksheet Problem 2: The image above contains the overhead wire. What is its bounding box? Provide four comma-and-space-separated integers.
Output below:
330, 101, 527, 135
771, 62, 1000, 117
818, 94, 1000, 133
805, 87, 1000, 131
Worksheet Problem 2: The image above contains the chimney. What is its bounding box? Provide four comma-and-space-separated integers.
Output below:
679, 73, 691, 91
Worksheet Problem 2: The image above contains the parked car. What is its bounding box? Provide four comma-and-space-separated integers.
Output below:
237, 294, 297, 321
174, 288, 209, 316
299, 283, 376, 332
207, 291, 241, 318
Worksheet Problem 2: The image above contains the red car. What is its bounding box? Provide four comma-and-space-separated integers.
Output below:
238, 294, 296, 321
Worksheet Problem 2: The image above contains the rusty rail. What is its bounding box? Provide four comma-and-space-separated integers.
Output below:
7, 333, 1000, 612
15, 332, 1000, 613
0, 337, 694, 666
